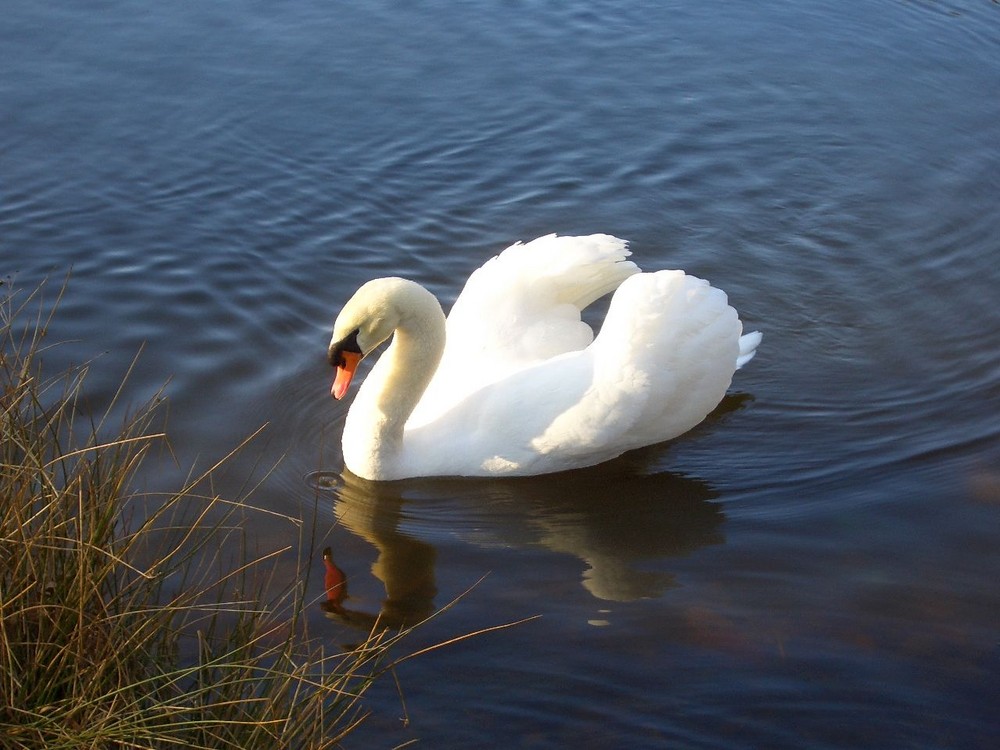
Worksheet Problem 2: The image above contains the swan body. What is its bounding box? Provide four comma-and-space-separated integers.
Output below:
328, 234, 761, 481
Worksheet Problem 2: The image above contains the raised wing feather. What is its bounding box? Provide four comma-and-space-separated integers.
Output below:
409, 234, 638, 425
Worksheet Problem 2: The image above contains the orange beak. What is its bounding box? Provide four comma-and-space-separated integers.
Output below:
329, 329, 363, 399
331, 350, 361, 399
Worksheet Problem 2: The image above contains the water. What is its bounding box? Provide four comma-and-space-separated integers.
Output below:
4, 0, 999, 746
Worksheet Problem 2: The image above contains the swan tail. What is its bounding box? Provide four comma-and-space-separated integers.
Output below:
736, 330, 762, 369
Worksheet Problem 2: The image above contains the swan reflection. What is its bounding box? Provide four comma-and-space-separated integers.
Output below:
312, 450, 726, 629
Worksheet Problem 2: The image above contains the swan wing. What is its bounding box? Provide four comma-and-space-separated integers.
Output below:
410, 234, 639, 424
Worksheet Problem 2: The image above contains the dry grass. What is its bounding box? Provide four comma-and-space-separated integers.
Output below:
0, 282, 447, 748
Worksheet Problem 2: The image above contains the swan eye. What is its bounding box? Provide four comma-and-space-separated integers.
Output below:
329, 328, 362, 368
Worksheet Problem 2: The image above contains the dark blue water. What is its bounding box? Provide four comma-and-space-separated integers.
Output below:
4, 1, 999, 747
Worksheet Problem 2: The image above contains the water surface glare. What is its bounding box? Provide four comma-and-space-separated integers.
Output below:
4, 0, 999, 747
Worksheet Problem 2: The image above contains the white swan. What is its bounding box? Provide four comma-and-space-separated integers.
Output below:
328, 234, 761, 481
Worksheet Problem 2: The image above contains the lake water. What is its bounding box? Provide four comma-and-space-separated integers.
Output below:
4, 0, 999, 747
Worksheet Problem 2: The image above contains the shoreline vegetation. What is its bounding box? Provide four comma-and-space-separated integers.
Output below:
0, 283, 526, 748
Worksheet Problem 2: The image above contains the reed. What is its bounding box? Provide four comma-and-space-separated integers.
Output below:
0, 283, 410, 748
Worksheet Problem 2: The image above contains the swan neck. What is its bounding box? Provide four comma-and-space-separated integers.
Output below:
345, 283, 445, 478
376, 320, 444, 427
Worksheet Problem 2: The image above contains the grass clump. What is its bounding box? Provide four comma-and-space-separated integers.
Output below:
0, 284, 402, 748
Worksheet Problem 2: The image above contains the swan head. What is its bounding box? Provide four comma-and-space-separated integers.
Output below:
328, 277, 443, 400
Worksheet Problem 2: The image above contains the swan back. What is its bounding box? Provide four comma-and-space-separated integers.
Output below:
399, 269, 751, 478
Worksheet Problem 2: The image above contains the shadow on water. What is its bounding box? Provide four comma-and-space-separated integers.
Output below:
307, 444, 728, 630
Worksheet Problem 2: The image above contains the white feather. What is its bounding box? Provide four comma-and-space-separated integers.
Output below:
330, 234, 761, 480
